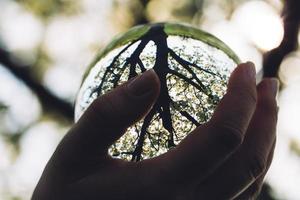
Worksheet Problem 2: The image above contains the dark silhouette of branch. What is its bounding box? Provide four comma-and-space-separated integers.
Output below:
127, 39, 149, 79
170, 99, 201, 126
180, 110, 200, 127
98, 25, 226, 161
0, 48, 74, 121
167, 68, 207, 95
260, 1, 299, 198
263, 0, 300, 78
147, 130, 159, 151
161, 102, 176, 148
168, 48, 215, 99
137, 58, 147, 72
95, 41, 136, 94
131, 107, 156, 161
135, 0, 151, 25
168, 48, 219, 77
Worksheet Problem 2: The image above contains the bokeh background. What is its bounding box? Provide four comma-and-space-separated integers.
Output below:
0, 0, 299, 199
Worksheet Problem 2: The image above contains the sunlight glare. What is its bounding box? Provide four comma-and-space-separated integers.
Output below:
0, 65, 41, 131
232, 1, 283, 51
208, 21, 262, 72
279, 52, 300, 85
0, 1, 44, 51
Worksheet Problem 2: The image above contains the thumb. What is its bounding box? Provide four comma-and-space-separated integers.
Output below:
55, 69, 160, 164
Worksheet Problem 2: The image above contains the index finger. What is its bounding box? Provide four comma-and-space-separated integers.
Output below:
145, 62, 257, 184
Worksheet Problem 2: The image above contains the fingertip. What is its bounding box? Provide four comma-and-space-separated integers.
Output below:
245, 61, 255, 67
127, 69, 161, 98
85, 69, 161, 127
257, 78, 279, 99
257, 78, 279, 104
66, 70, 162, 157
256, 78, 279, 120
228, 62, 256, 87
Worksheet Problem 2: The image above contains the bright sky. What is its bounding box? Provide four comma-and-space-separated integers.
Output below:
0, 0, 300, 199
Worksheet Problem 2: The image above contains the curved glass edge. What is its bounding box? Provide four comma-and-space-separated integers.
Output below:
164, 23, 241, 64
83, 22, 240, 81
82, 24, 151, 80
76, 22, 241, 122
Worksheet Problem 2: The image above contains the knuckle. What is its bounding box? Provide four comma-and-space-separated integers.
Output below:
239, 87, 257, 106
247, 154, 267, 179
235, 181, 263, 200
257, 97, 278, 116
91, 95, 113, 117
89, 91, 125, 126
232, 85, 257, 106
235, 180, 264, 200
249, 180, 263, 196
210, 122, 244, 152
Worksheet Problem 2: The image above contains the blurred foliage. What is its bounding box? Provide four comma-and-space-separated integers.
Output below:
32, 46, 53, 82
219, 0, 248, 18
15, 0, 81, 19
0, 102, 8, 112
2, 131, 23, 155
0, 0, 299, 199
112, 0, 144, 28
172, 0, 204, 22
290, 140, 300, 157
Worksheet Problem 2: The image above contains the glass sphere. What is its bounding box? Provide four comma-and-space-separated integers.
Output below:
75, 23, 240, 161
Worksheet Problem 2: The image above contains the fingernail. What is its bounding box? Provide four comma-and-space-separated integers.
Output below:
127, 69, 156, 96
267, 78, 279, 98
243, 61, 256, 82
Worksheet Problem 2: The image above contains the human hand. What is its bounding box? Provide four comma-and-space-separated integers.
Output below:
32, 62, 278, 200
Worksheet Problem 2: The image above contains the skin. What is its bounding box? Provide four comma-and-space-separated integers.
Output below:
32, 62, 278, 200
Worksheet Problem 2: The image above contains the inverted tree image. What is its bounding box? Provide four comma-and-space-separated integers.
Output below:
75, 23, 239, 161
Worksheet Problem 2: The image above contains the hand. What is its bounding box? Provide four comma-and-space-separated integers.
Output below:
32, 62, 278, 200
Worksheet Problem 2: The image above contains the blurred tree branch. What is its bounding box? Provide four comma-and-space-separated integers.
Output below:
259, 1, 300, 199
263, 0, 300, 78
135, 0, 150, 25
0, 48, 74, 121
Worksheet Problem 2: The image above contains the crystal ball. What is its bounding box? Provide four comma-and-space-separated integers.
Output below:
75, 23, 240, 161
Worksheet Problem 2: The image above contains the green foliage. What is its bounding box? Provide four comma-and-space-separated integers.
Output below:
290, 140, 300, 157
15, 0, 81, 19
172, 0, 204, 21
3, 132, 23, 154
0, 102, 8, 112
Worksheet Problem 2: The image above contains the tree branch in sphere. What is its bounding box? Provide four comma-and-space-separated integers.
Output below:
167, 68, 208, 96
170, 101, 200, 127
95, 41, 137, 94
131, 107, 156, 161
168, 48, 220, 77
168, 48, 215, 99
137, 58, 147, 72
103, 25, 226, 161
